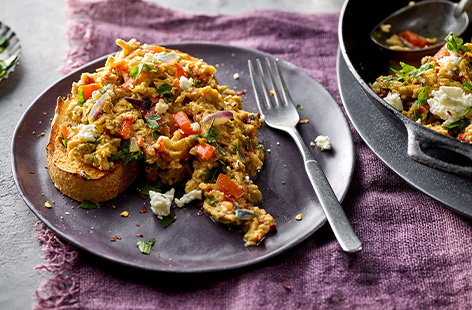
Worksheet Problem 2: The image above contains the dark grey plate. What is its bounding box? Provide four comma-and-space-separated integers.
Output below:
12, 43, 354, 272
337, 52, 472, 218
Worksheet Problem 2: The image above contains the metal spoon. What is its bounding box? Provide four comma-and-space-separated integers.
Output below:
371, 0, 472, 53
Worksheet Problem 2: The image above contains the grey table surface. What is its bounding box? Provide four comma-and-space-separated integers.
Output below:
0, 0, 343, 309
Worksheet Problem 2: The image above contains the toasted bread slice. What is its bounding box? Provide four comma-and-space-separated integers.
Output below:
46, 97, 140, 203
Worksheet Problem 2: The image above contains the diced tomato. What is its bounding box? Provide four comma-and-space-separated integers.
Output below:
195, 142, 216, 161
83, 76, 95, 84
434, 44, 450, 60
173, 63, 188, 78
216, 174, 244, 199
457, 133, 466, 141
154, 136, 167, 152
142, 45, 166, 53
117, 117, 134, 139
60, 125, 69, 139
173, 111, 201, 136
172, 79, 180, 88
399, 30, 429, 48
136, 135, 144, 147
80, 83, 102, 101
110, 60, 128, 72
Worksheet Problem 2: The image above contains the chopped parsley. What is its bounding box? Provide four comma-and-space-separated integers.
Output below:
77, 87, 85, 106
207, 199, 216, 206
130, 62, 158, 80
295, 104, 304, 110
146, 114, 161, 130
110, 142, 144, 165
136, 179, 163, 196
442, 119, 470, 130
389, 62, 435, 85
137, 238, 156, 255
79, 200, 100, 210
445, 32, 470, 54
160, 214, 176, 228
157, 83, 172, 95
205, 118, 219, 143
462, 81, 472, 92
0, 35, 8, 53
413, 87, 429, 120
60, 138, 67, 148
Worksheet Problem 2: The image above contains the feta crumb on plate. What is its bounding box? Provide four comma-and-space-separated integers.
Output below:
383, 92, 403, 111
233, 73, 240, 80
149, 188, 175, 219
314, 135, 332, 151
174, 190, 202, 208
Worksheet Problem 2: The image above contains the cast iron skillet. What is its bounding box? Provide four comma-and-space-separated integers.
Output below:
339, 0, 472, 178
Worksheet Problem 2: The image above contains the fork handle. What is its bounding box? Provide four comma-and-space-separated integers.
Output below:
286, 128, 363, 253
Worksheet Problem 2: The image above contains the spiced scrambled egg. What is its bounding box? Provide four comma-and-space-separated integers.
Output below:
58, 39, 276, 246
372, 33, 472, 143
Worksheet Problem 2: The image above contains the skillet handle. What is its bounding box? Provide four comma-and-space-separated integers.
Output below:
405, 122, 472, 177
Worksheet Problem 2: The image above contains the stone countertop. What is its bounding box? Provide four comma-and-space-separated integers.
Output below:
0, 0, 343, 308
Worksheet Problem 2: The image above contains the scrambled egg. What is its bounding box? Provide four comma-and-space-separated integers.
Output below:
58, 39, 276, 246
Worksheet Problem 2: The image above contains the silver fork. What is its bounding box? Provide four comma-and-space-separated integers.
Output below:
248, 57, 363, 253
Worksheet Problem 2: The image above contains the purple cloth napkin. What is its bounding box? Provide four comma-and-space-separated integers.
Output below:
34, 0, 472, 309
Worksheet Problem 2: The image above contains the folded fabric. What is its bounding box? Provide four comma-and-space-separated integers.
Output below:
35, 0, 472, 309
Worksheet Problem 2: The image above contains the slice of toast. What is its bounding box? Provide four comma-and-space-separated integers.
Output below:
46, 97, 140, 203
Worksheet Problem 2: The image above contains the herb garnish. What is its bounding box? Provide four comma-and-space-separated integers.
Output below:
442, 119, 470, 130
0, 36, 8, 53
388, 62, 435, 85
235, 209, 257, 219
137, 238, 156, 255
205, 118, 219, 143
110, 142, 144, 165
295, 104, 304, 110
207, 199, 216, 206
146, 114, 161, 130
160, 214, 176, 228
445, 32, 470, 54
157, 83, 172, 95
79, 200, 100, 210
462, 81, 472, 92
130, 62, 158, 80
77, 87, 85, 106
413, 87, 429, 120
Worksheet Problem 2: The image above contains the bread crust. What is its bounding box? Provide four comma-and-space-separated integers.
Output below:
46, 97, 140, 202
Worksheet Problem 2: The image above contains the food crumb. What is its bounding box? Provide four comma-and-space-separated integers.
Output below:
276, 141, 280, 146
380, 24, 391, 33
267, 148, 271, 153
136, 224, 141, 227
39, 132, 45, 137
283, 285, 293, 290
295, 213, 303, 221
233, 73, 240, 80
281, 180, 286, 185
314, 135, 332, 151
65, 211, 70, 215
309, 141, 316, 147
110, 237, 116, 242
299, 119, 309, 124
44, 201, 53, 208
269, 89, 275, 96
29, 170, 36, 174
115, 235, 122, 240
120, 211, 129, 217
136, 234, 144, 238
32, 131, 36, 135
139, 207, 148, 214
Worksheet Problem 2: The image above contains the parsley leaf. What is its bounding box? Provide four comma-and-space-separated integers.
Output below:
147, 114, 161, 130
207, 199, 216, 206
137, 238, 156, 255
390, 62, 434, 85
462, 81, 472, 92
77, 87, 85, 106
205, 118, 219, 143
0, 35, 8, 53
136, 179, 163, 196
79, 201, 100, 209
295, 104, 304, 110
157, 83, 172, 95
110, 142, 144, 165
160, 214, 176, 228
130, 65, 141, 80
142, 63, 157, 73
442, 119, 470, 130
445, 32, 470, 54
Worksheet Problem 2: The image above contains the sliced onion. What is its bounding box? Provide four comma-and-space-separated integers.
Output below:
88, 92, 109, 122
202, 111, 233, 126
154, 52, 180, 64
124, 97, 151, 110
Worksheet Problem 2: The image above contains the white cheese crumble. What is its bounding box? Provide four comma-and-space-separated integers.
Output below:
154, 99, 169, 114
427, 86, 472, 125
174, 190, 202, 208
77, 124, 98, 142
233, 73, 240, 80
314, 135, 332, 151
190, 122, 200, 132
179, 76, 194, 91
149, 188, 175, 219
384, 92, 403, 111
437, 55, 461, 76
309, 141, 316, 147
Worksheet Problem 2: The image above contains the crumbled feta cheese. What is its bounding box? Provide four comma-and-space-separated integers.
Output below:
244, 176, 250, 182
190, 122, 200, 132
149, 188, 175, 219
233, 73, 240, 80
179, 76, 194, 91
154, 99, 169, 114
384, 92, 403, 111
309, 141, 316, 147
174, 190, 202, 208
77, 124, 98, 142
314, 135, 332, 151
260, 114, 265, 122
437, 55, 461, 76
427, 86, 472, 125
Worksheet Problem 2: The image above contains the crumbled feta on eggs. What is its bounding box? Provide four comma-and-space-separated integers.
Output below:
179, 76, 194, 91
384, 92, 403, 111
154, 99, 169, 114
149, 188, 175, 219
174, 190, 202, 208
437, 55, 461, 76
427, 86, 472, 125
77, 124, 98, 142
314, 135, 332, 151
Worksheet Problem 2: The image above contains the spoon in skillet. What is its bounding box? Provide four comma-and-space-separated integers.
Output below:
371, 0, 472, 53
